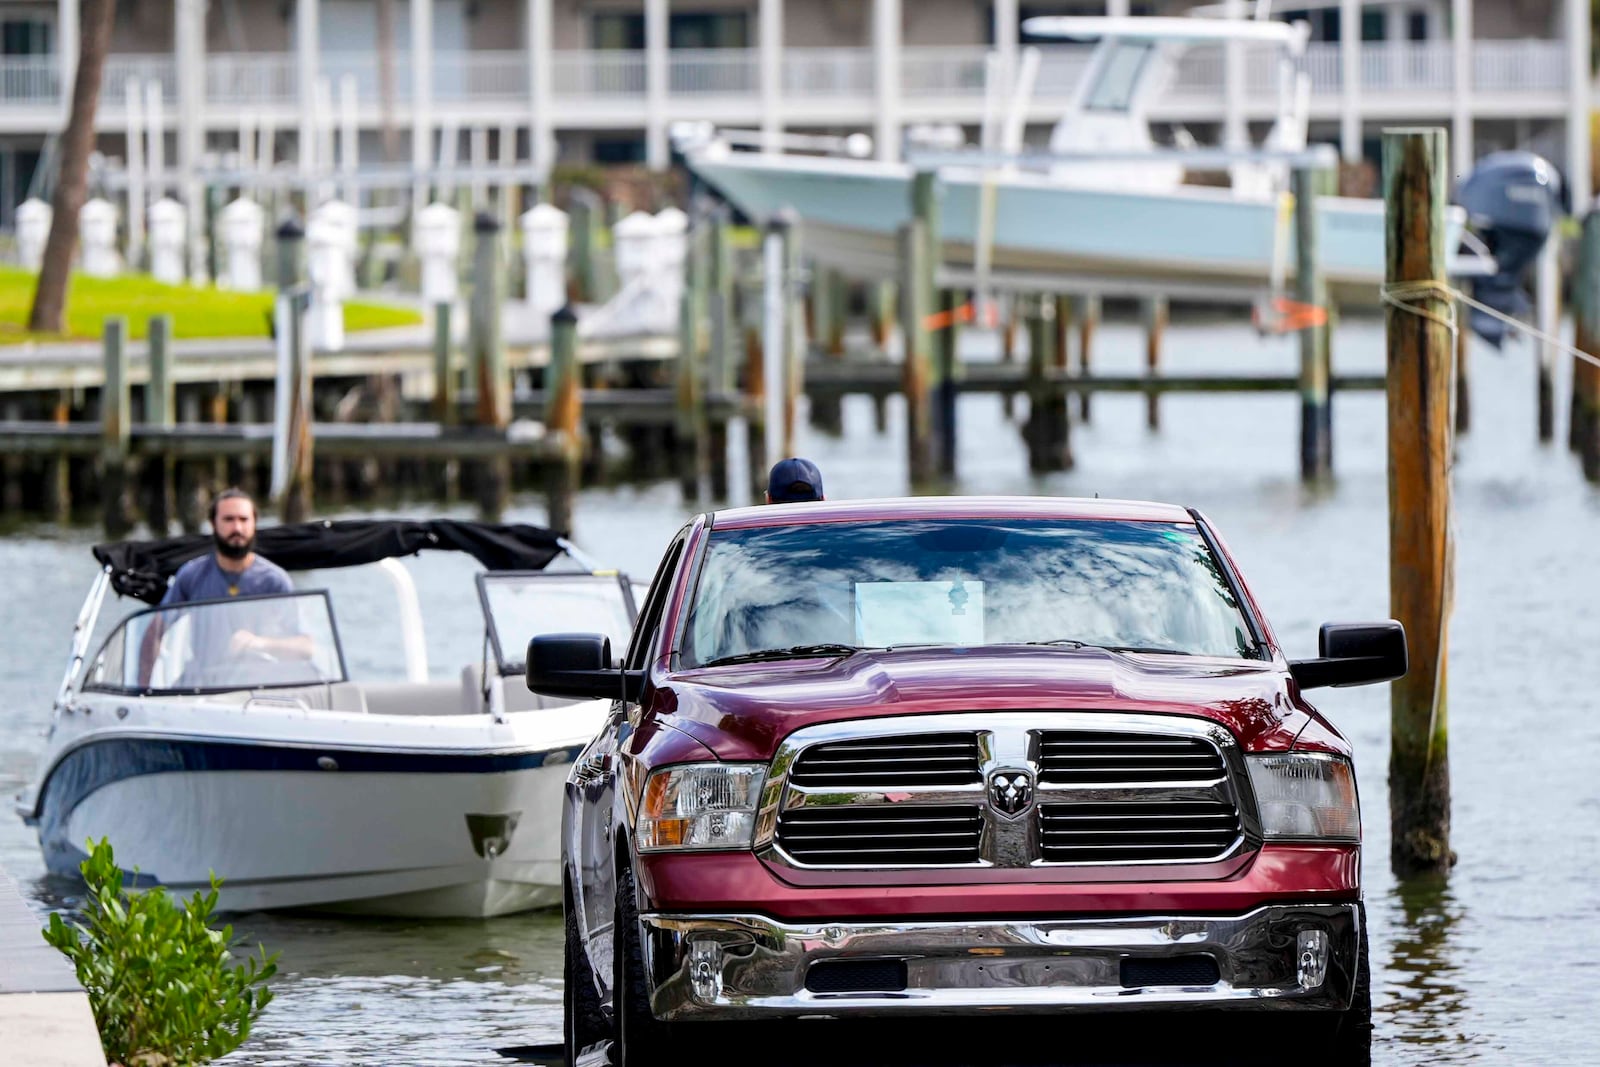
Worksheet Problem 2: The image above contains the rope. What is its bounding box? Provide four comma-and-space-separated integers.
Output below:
1381, 279, 1600, 373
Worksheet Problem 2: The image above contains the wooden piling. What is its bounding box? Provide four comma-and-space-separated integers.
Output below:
934, 287, 961, 477
470, 211, 510, 515
144, 313, 176, 530
810, 265, 846, 434
871, 281, 897, 351
1077, 294, 1099, 422
1572, 212, 1600, 483
432, 302, 456, 424
676, 238, 708, 500
568, 188, 602, 303
1536, 232, 1559, 443
1296, 167, 1334, 480
1143, 296, 1169, 432
279, 292, 314, 523
1000, 295, 1018, 419
706, 210, 733, 495
899, 220, 934, 483
1382, 127, 1454, 877
2, 400, 23, 512
100, 317, 133, 535
545, 305, 582, 533
743, 276, 768, 498
1024, 296, 1072, 472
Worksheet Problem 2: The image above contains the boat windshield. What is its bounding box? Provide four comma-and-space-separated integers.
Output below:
682, 519, 1264, 667
476, 572, 638, 674
84, 591, 346, 694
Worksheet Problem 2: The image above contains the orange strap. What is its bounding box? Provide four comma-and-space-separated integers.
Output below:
1254, 297, 1329, 334
923, 300, 1002, 332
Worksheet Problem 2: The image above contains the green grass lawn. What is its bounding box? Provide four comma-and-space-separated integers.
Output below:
0, 266, 422, 345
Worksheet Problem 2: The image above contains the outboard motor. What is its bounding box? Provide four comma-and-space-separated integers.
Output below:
1456, 151, 1564, 347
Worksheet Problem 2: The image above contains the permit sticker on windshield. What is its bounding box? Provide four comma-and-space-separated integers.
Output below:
854, 581, 985, 647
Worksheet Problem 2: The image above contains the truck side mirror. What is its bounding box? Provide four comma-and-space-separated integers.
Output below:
1289, 622, 1408, 690
526, 633, 644, 702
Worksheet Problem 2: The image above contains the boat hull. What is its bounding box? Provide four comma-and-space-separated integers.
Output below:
691, 152, 1462, 306
27, 699, 607, 918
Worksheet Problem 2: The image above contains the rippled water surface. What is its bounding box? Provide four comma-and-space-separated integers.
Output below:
2, 315, 1597, 1065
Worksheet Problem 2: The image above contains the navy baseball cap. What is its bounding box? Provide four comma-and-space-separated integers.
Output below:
766, 457, 825, 503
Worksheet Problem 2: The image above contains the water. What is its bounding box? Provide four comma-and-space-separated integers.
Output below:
2, 314, 1597, 1065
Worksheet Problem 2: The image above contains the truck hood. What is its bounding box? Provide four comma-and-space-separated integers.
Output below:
655, 646, 1332, 761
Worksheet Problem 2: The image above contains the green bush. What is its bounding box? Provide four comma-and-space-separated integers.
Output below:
42, 839, 278, 1067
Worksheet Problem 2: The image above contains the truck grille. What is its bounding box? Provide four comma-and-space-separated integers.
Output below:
1037, 730, 1226, 786
1038, 801, 1242, 863
775, 805, 984, 866
789, 732, 983, 789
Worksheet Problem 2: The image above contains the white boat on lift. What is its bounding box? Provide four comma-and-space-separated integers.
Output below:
683, 11, 1479, 306
16, 519, 640, 918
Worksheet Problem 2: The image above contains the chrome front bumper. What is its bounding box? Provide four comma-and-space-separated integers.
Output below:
642, 904, 1360, 1021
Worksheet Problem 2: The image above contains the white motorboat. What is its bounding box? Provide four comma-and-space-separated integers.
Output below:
684, 14, 1479, 307
15, 519, 641, 918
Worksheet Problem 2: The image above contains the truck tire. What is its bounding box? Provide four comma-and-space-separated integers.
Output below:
1322, 902, 1373, 1065
564, 883, 607, 1066
613, 860, 682, 1067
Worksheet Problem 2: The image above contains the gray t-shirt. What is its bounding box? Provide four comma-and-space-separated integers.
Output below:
158, 555, 296, 685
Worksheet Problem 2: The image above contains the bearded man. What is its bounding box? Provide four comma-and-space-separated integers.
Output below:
143, 489, 311, 684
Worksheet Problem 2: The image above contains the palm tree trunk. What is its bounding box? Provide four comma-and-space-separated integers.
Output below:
28, 0, 119, 333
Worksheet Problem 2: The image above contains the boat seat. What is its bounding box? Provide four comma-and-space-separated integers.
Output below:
361, 681, 478, 717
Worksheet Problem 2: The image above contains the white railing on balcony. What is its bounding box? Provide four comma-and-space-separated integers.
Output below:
207, 53, 297, 106
0, 54, 58, 106
437, 50, 526, 103
669, 48, 759, 94
783, 48, 873, 97
1360, 40, 1453, 92
552, 50, 645, 100
901, 46, 988, 98
101, 54, 175, 104
1475, 40, 1568, 93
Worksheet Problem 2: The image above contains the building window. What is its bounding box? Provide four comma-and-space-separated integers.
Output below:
1280, 8, 1340, 43
1361, 11, 1386, 42
592, 12, 750, 50
1408, 11, 1429, 42
1, 18, 51, 55
593, 136, 646, 164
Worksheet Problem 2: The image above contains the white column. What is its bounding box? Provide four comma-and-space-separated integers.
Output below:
1451, 0, 1472, 180
1339, 0, 1360, 162
1106, 0, 1130, 15
995, 0, 1018, 94
645, 0, 668, 170
176, 0, 206, 281
1222, 0, 1246, 150
1569, 0, 1592, 212
873, 0, 901, 163
297, 0, 320, 177
760, 0, 783, 151
526, 0, 552, 177
56, 0, 78, 106
411, 0, 434, 213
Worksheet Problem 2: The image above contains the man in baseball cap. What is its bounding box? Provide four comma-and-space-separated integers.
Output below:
765, 457, 825, 504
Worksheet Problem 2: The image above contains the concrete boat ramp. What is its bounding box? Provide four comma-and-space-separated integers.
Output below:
0, 867, 105, 1065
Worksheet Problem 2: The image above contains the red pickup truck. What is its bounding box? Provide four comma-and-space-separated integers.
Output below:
529, 497, 1405, 1067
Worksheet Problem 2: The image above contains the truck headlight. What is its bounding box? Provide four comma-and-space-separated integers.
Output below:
1245, 753, 1360, 841
637, 763, 766, 852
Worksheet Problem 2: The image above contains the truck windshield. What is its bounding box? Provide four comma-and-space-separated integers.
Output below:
683, 519, 1261, 667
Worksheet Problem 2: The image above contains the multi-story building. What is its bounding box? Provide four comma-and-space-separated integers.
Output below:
0, 0, 1589, 228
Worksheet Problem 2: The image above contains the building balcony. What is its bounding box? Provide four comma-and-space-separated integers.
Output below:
0, 39, 1572, 124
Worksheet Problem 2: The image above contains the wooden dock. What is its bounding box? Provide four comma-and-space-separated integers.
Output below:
0, 866, 107, 1067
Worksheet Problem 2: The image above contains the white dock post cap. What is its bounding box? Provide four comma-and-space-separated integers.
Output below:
15, 198, 51, 271
219, 198, 265, 292
653, 206, 689, 234
520, 202, 570, 253
147, 197, 187, 285
613, 210, 661, 283
414, 202, 462, 256
79, 198, 121, 278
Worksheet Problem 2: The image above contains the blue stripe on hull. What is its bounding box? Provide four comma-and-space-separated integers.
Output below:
35, 735, 579, 875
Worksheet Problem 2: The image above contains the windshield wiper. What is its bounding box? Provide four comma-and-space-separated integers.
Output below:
1023, 640, 1193, 656
701, 643, 868, 668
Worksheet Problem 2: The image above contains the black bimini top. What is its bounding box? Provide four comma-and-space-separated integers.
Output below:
93, 519, 566, 604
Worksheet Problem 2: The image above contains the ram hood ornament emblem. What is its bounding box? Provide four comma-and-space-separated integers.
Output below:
988, 770, 1033, 818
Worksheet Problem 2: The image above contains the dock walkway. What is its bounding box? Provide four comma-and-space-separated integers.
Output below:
0, 866, 106, 1066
